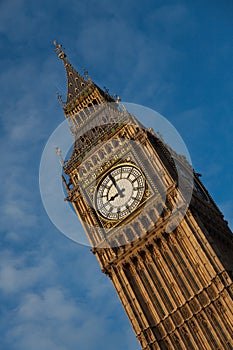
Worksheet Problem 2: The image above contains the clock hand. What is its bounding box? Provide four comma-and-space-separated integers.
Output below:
109, 193, 119, 201
109, 174, 116, 186
109, 174, 125, 198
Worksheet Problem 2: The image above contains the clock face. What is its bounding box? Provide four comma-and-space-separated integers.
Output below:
95, 164, 145, 220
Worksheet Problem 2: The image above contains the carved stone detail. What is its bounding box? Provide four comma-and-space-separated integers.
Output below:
220, 271, 231, 286
164, 339, 172, 349
180, 305, 192, 320
189, 320, 199, 333
156, 324, 166, 339
189, 298, 201, 313
172, 311, 183, 327
180, 326, 188, 337
197, 314, 208, 327
228, 284, 233, 297
168, 235, 176, 246
214, 276, 224, 291
215, 300, 226, 313
206, 285, 218, 300
164, 318, 175, 333
206, 306, 214, 318
171, 333, 180, 344
198, 291, 209, 307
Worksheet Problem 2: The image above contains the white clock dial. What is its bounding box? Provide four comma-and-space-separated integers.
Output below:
96, 165, 145, 220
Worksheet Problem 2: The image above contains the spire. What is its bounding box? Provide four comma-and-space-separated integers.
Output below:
54, 40, 116, 130
54, 40, 91, 106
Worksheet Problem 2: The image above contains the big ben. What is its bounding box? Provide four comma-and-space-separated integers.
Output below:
54, 41, 233, 349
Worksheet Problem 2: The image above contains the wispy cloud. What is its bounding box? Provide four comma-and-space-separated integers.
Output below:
0, 245, 139, 350
0, 252, 56, 294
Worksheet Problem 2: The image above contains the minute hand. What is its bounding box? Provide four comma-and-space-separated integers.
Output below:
109, 174, 125, 198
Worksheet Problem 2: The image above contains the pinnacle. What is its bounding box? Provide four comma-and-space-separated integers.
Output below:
54, 40, 90, 105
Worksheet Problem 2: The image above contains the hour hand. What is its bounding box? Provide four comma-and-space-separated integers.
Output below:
109, 193, 119, 201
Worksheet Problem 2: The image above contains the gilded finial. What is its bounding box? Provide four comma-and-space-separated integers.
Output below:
54, 40, 66, 60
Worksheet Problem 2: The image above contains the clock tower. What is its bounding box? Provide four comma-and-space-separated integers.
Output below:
54, 42, 233, 349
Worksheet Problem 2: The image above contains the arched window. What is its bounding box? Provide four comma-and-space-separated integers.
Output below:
112, 139, 119, 148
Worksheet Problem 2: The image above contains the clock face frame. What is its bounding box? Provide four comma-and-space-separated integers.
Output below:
95, 164, 146, 221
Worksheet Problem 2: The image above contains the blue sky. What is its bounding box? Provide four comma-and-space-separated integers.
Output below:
0, 0, 232, 349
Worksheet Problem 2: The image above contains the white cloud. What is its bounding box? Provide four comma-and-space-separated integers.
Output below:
18, 288, 77, 321
1, 199, 37, 229
0, 237, 139, 349
0, 252, 57, 294
1, 270, 139, 350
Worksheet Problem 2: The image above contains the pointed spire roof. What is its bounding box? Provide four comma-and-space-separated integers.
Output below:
54, 40, 91, 105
